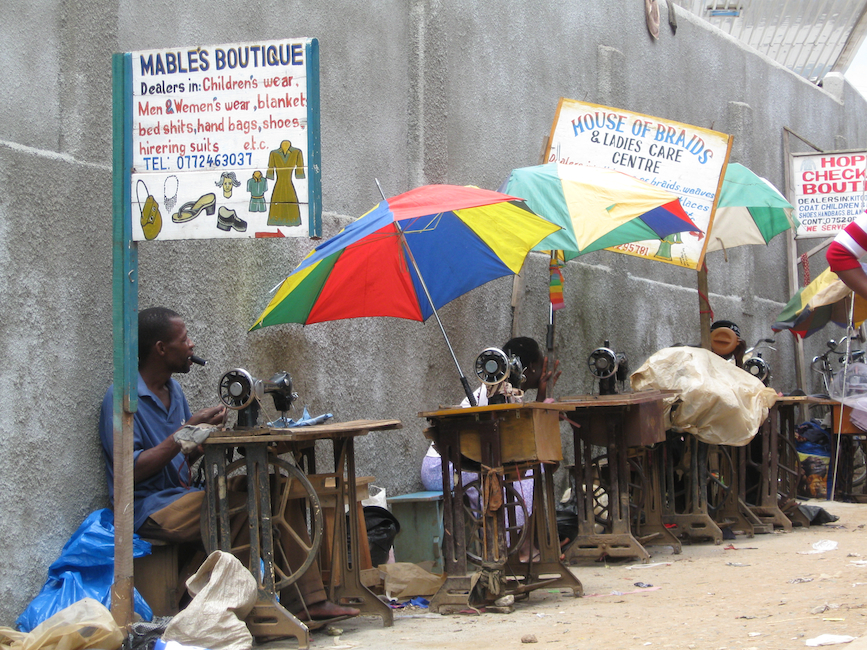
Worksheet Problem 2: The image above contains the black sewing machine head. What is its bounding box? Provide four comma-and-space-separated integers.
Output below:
218, 368, 297, 428
587, 340, 629, 395
474, 347, 523, 404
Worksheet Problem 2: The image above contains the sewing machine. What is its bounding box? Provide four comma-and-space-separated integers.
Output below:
473, 347, 524, 403
587, 340, 629, 395
217, 368, 298, 427
204, 367, 401, 648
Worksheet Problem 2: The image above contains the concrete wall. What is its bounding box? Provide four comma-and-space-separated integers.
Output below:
1, 0, 865, 625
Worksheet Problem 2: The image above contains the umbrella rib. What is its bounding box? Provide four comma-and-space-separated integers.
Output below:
399, 212, 444, 234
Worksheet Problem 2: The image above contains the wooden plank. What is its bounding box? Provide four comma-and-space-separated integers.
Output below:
205, 419, 403, 444
419, 402, 571, 418
558, 390, 676, 408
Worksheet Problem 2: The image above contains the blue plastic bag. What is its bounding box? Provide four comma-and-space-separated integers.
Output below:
16, 509, 154, 631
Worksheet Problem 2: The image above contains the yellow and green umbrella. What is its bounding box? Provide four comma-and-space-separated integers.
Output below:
503, 162, 699, 259
706, 163, 798, 253
773, 266, 867, 338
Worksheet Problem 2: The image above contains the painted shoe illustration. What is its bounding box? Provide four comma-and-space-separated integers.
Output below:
217, 206, 248, 232
172, 193, 217, 223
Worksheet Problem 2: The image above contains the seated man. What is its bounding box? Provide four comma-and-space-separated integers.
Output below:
421, 337, 560, 561
421, 336, 560, 490
99, 306, 357, 621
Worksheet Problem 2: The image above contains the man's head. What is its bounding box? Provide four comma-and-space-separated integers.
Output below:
503, 336, 543, 390
138, 307, 194, 373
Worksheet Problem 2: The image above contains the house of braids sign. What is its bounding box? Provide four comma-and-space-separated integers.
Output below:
547, 98, 732, 269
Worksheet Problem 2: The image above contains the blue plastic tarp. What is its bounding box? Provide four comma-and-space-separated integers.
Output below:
16, 509, 154, 631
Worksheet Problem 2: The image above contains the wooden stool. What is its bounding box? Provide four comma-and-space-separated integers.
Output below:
134, 539, 180, 616
306, 475, 378, 588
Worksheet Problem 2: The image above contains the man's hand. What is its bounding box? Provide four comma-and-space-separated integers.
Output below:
134, 405, 225, 483
187, 405, 227, 426
537, 356, 561, 402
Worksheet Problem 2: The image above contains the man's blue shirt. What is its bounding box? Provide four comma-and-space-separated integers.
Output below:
99, 374, 199, 531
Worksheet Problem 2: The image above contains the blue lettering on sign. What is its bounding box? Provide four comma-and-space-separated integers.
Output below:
139, 44, 304, 76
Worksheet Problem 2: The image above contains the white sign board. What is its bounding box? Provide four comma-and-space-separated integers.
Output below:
791, 151, 867, 238
547, 98, 732, 269
128, 38, 320, 241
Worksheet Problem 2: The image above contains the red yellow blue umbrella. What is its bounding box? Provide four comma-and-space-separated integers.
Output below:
251, 184, 561, 403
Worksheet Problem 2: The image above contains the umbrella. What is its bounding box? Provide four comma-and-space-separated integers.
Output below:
503, 162, 700, 260
705, 163, 798, 253
250, 184, 561, 404
772, 266, 867, 338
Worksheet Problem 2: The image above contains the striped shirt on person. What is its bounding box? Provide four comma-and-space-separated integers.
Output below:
827, 211, 867, 272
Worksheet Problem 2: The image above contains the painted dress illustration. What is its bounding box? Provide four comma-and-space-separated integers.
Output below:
266, 141, 305, 226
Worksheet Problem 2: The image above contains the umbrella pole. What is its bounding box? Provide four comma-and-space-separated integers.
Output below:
397, 230, 478, 407
377, 177, 476, 405
547, 303, 555, 354
829, 293, 856, 501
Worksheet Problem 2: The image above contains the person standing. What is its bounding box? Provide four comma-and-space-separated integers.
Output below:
827, 210, 867, 299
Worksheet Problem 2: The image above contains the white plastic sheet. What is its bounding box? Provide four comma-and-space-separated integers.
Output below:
805, 634, 856, 646
631, 347, 778, 446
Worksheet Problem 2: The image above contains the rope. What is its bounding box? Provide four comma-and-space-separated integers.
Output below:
481, 465, 504, 513
801, 252, 811, 286
698, 289, 714, 321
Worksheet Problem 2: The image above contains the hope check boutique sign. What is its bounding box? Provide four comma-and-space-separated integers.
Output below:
127, 38, 320, 241
790, 150, 867, 239
548, 98, 732, 269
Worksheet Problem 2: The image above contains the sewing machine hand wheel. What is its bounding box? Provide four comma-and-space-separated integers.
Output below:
475, 347, 522, 386
587, 347, 618, 379
461, 476, 529, 565
219, 369, 256, 410
743, 356, 770, 384
203, 456, 323, 592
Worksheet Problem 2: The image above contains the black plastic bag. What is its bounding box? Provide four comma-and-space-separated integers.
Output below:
364, 505, 401, 566
798, 504, 840, 525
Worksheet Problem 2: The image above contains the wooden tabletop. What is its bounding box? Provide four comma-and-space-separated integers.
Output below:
419, 401, 573, 419
557, 389, 676, 408
773, 394, 837, 406
205, 418, 402, 444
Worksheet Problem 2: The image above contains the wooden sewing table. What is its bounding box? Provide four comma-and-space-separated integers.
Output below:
202, 419, 401, 649
821, 399, 867, 501
714, 395, 818, 534
766, 395, 866, 503
420, 402, 582, 613
558, 391, 681, 563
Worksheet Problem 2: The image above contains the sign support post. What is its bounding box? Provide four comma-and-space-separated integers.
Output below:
111, 51, 137, 628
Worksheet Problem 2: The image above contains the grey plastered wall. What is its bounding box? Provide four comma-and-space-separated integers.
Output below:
1, 0, 865, 624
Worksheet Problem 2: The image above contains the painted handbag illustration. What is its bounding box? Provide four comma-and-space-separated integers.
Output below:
136, 179, 162, 240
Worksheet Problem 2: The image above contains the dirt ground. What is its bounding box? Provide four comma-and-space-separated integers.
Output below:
262, 498, 867, 650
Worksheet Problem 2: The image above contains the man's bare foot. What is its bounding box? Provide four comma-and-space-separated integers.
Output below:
298, 600, 360, 621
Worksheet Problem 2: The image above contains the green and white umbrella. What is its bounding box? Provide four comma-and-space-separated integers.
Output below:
705, 163, 798, 253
